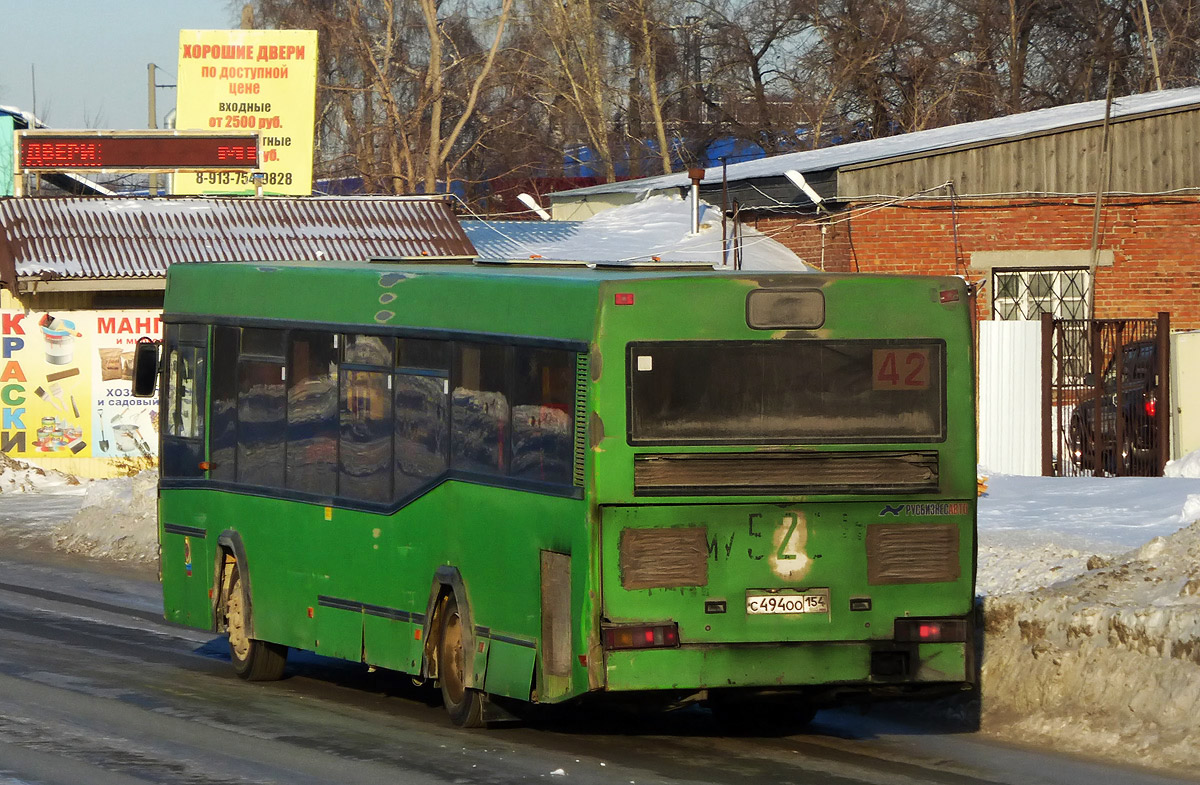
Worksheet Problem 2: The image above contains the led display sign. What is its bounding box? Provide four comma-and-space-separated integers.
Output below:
17, 133, 259, 171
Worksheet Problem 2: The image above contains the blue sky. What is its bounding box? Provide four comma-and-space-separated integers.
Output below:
0, 0, 237, 129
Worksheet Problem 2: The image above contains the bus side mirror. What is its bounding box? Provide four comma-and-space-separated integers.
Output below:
132, 338, 160, 398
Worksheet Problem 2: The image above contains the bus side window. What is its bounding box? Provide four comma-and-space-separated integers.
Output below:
287, 331, 338, 496
339, 367, 393, 502
209, 326, 239, 482
237, 329, 287, 488
511, 347, 575, 485
395, 338, 450, 499
161, 324, 208, 478
167, 346, 204, 438
451, 343, 510, 476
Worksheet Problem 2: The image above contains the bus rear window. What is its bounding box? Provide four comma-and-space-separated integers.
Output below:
627, 341, 945, 444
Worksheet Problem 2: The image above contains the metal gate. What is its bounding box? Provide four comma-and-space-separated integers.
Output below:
1041, 313, 1170, 477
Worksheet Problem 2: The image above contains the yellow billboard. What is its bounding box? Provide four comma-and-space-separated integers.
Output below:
173, 29, 318, 196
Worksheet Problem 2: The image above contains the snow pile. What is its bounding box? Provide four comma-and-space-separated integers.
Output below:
1165, 448, 1200, 478
975, 467, 1200, 770
52, 470, 158, 563
980, 519, 1200, 769
0, 452, 81, 494
977, 536, 1105, 596
0, 455, 89, 548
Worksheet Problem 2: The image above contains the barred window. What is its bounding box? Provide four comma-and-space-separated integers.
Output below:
993, 269, 1090, 321
994, 269, 1091, 382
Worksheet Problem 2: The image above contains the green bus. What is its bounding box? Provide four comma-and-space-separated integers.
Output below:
142, 260, 976, 727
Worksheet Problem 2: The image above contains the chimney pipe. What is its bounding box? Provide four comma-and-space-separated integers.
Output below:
687, 167, 705, 234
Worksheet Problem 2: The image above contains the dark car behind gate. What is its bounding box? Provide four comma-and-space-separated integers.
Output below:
1043, 313, 1171, 477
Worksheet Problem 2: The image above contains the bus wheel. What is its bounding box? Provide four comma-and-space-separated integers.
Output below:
226, 564, 287, 682
438, 595, 485, 728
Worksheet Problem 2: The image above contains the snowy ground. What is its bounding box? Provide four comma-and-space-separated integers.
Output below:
3, 452, 1200, 772
973, 455, 1200, 771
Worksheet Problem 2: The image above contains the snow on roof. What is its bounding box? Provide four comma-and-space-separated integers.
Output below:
0, 104, 46, 129
555, 86, 1200, 198
462, 194, 810, 271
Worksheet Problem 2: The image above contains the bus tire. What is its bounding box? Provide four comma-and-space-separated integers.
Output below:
226, 563, 287, 682
438, 594, 485, 728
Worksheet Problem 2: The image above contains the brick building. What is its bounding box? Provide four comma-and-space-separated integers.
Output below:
549, 87, 1200, 330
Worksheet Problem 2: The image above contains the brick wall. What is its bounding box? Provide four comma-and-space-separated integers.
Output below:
751, 197, 1200, 330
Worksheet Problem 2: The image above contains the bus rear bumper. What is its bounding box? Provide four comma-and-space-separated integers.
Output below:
602, 641, 970, 692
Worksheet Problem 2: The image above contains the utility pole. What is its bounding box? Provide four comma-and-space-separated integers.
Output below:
1140, 0, 1164, 91
1087, 64, 1115, 320
148, 63, 158, 196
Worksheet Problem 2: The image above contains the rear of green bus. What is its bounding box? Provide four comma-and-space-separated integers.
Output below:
587, 272, 976, 710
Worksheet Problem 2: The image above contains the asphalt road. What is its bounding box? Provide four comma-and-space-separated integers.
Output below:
0, 549, 1195, 785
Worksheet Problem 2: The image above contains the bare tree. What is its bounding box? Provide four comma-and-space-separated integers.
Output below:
518, 0, 627, 182
609, 0, 677, 175
255, 0, 513, 193
257, 0, 1200, 202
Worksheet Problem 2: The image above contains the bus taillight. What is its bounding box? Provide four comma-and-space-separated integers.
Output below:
603, 622, 680, 650
893, 618, 968, 643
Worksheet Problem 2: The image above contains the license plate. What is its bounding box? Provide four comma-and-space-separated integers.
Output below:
745, 590, 830, 615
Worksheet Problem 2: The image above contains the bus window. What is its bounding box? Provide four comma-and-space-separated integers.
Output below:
395, 339, 450, 499
340, 369, 393, 502
628, 340, 944, 444
344, 334, 394, 367
165, 346, 205, 439
511, 347, 574, 485
451, 343, 509, 475
242, 327, 286, 358
287, 331, 338, 496
397, 337, 450, 371
237, 359, 286, 487
209, 326, 239, 482
161, 323, 207, 478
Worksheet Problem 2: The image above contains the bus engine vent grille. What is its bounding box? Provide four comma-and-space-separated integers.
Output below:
866, 524, 960, 584
573, 353, 589, 487
633, 451, 939, 496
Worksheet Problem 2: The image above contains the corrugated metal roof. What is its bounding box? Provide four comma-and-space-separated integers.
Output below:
0, 196, 476, 289
552, 86, 1200, 198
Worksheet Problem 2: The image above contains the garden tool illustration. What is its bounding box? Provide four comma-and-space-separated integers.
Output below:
98, 410, 110, 452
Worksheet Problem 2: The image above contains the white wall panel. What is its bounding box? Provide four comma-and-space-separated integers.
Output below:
1170, 331, 1200, 460
978, 320, 1043, 475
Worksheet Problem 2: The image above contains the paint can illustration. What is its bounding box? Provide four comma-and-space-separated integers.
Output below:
39, 314, 79, 365
36, 419, 55, 445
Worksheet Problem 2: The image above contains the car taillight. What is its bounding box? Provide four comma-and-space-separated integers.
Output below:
893, 618, 968, 643
1145, 397, 1157, 417
603, 622, 680, 650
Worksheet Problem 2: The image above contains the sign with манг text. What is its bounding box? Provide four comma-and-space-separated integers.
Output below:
173, 29, 317, 196
1, 309, 161, 461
